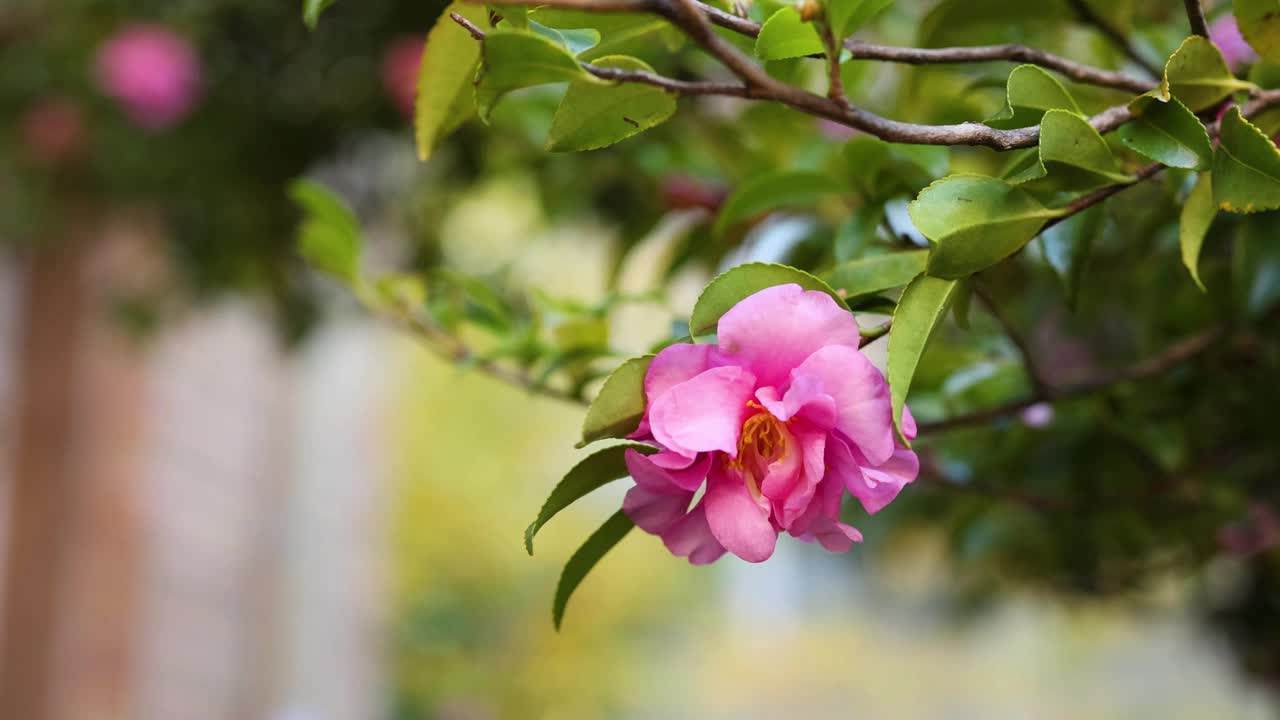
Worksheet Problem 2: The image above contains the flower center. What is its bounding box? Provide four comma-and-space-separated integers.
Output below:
731, 404, 789, 501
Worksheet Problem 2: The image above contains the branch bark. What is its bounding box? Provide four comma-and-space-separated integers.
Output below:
1184, 0, 1210, 38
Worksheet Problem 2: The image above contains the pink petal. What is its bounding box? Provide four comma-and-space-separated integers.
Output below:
660, 500, 727, 565
788, 345, 895, 465
645, 342, 722, 403
808, 516, 864, 553
649, 366, 756, 457
757, 420, 802, 502
770, 425, 827, 530
901, 404, 918, 442
704, 468, 777, 563
625, 448, 711, 494
755, 377, 837, 429
854, 448, 919, 514
717, 284, 860, 389
623, 484, 693, 534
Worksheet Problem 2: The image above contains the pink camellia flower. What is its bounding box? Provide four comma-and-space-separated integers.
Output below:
381, 36, 425, 118
622, 283, 919, 564
95, 24, 202, 130
1209, 14, 1257, 71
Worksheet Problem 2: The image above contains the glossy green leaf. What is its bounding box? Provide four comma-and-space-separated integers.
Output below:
290, 179, 361, 282
1180, 173, 1216, 291
531, 9, 674, 62
908, 174, 1066, 279
1235, 0, 1280, 64
842, 137, 949, 197
690, 262, 849, 336
475, 29, 602, 122
888, 275, 959, 441
528, 19, 601, 55
1119, 95, 1212, 170
579, 354, 653, 447
1017, 110, 1135, 191
713, 171, 842, 238
823, 250, 928, 301
986, 65, 1081, 130
1157, 36, 1255, 111
828, 0, 897, 38
1040, 203, 1102, 309
1212, 106, 1280, 213
553, 510, 634, 629
950, 278, 973, 330
546, 56, 677, 152
525, 442, 656, 554
755, 7, 824, 61
415, 2, 489, 160
302, 0, 338, 29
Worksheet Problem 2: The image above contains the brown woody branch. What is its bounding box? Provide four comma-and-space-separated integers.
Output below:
1184, 0, 1210, 38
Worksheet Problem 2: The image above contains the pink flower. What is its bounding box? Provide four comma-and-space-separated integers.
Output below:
1209, 15, 1257, 71
381, 36, 425, 118
622, 283, 918, 564
95, 24, 202, 130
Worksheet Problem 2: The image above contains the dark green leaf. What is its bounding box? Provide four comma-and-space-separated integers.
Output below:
690, 262, 848, 336
908, 174, 1066, 279
888, 274, 959, 441
547, 55, 677, 151
1119, 95, 1212, 170
1040, 203, 1102, 309
1235, 0, 1280, 64
755, 7, 824, 61
1212, 106, 1280, 213
525, 442, 656, 554
828, 0, 897, 38
1235, 211, 1280, 316
986, 65, 1081, 130
823, 250, 928, 301
290, 179, 361, 283
579, 354, 653, 447
475, 29, 603, 121
1181, 173, 1216, 290
553, 510, 634, 629
713, 171, 843, 238
416, 2, 489, 160
834, 204, 884, 262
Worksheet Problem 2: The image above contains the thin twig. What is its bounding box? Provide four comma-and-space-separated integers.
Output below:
820, 23, 849, 107
1184, 0, 1210, 38
1066, 0, 1162, 78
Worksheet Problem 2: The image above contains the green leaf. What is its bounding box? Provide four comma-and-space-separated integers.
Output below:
475, 29, 603, 122
755, 7, 824, 61
951, 278, 973, 330
1235, 212, 1280, 317
1157, 36, 1255, 111
690, 262, 849, 336
833, 204, 883, 262
1040, 203, 1102, 309
1236, 0, 1280, 64
1016, 110, 1135, 191
986, 65, 1081, 130
371, 273, 427, 312
302, 0, 338, 29
416, 3, 489, 160
432, 268, 514, 330
525, 442, 656, 554
823, 250, 928, 301
579, 354, 653, 447
290, 179, 361, 282
553, 510, 634, 629
528, 19, 601, 56
1212, 106, 1280, 213
1119, 95, 1212, 170
713, 170, 842, 238
828, 0, 897, 38
530, 9, 673, 62
888, 275, 959, 442
908, 174, 1065, 279
1180, 173, 1216, 291
546, 56, 677, 152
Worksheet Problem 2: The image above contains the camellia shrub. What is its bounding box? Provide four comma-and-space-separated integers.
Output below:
298, 0, 1280, 683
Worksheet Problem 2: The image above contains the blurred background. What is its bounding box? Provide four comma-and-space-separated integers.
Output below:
2, 0, 1279, 718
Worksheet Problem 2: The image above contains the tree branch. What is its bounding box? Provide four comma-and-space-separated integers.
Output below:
1184, 0, 1210, 38
1066, 0, 1162, 78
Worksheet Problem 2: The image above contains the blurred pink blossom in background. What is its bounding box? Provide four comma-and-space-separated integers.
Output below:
95, 24, 202, 130
1209, 14, 1257, 71
381, 36, 425, 118
20, 97, 85, 165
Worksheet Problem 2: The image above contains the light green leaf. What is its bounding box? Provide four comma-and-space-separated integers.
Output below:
713, 171, 842, 238
416, 3, 489, 160
475, 29, 603, 122
951, 278, 973, 330
528, 19, 601, 55
888, 275, 959, 442
986, 65, 1081, 130
547, 55, 677, 152
530, 9, 674, 62
433, 267, 515, 330
1119, 95, 1212, 170
823, 250, 928, 301
553, 510, 634, 629
690, 262, 849, 336
755, 7, 824, 61
1040, 203, 1102, 309
1212, 106, 1280, 213
371, 273, 427, 312
1180, 173, 1216, 291
1235, 0, 1280, 64
525, 442, 656, 554
579, 354, 653, 447
828, 0, 897, 38
908, 174, 1066, 279
302, 0, 338, 29
290, 180, 361, 283
1157, 36, 1255, 111
1016, 110, 1135, 191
